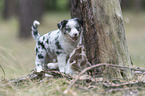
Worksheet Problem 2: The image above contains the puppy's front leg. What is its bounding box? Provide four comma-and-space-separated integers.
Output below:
57, 54, 67, 73
66, 61, 75, 74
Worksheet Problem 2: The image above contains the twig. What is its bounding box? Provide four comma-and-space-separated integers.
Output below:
0, 64, 5, 78
1, 70, 72, 87
103, 81, 145, 89
64, 63, 145, 94
2, 62, 145, 92
64, 62, 106, 94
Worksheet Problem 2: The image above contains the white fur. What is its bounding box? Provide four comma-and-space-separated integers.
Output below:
32, 19, 83, 74
33, 20, 40, 27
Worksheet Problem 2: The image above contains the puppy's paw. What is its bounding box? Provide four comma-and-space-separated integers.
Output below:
59, 68, 65, 73
36, 66, 43, 72
47, 63, 59, 69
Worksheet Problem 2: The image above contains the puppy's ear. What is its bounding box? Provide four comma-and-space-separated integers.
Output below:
74, 18, 83, 26
57, 20, 68, 30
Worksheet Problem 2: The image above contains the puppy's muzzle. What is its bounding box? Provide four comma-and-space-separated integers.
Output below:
70, 33, 79, 41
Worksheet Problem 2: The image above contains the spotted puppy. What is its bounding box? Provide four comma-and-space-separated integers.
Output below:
31, 18, 83, 74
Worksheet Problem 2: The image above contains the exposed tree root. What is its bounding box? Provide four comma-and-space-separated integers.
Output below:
63, 63, 145, 94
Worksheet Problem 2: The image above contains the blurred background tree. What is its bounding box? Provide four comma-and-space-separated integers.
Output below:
121, 0, 143, 11
19, 0, 45, 38
2, 0, 18, 19
1, 0, 69, 39
1, 0, 145, 38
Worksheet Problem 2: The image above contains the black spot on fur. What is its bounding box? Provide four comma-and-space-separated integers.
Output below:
38, 54, 44, 59
33, 25, 36, 29
63, 31, 66, 34
55, 36, 59, 41
55, 41, 62, 50
57, 20, 68, 30
34, 31, 38, 36
74, 18, 83, 26
32, 26, 38, 36
37, 64, 40, 66
46, 39, 49, 44
38, 41, 45, 49
56, 51, 62, 55
35, 47, 39, 55
43, 37, 45, 40
32, 25, 38, 36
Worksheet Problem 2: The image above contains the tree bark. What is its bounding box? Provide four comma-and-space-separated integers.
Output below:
71, 0, 132, 79
19, 0, 44, 39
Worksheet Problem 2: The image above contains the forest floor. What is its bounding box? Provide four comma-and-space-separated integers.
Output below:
0, 11, 145, 96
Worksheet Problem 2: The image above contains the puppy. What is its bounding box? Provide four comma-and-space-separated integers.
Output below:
31, 18, 83, 74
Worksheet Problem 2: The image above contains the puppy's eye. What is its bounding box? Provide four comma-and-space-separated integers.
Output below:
76, 26, 80, 31
66, 28, 71, 32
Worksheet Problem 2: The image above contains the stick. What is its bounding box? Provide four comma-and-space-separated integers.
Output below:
103, 81, 145, 88
0, 64, 5, 78
64, 63, 107, 94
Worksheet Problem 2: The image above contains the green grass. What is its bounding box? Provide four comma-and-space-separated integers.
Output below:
0, 11, 145, 95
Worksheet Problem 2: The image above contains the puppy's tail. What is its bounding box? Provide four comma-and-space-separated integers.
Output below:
31, 20, 40, 41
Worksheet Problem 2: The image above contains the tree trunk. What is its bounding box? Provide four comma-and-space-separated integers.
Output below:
133, 0, 142, 12
120, 0, 133, 10
120, 0, 129, 10
2, 0, 17, 19
19, 0, 44, 39
71, 0, 132, 79
52, 0, 57, 10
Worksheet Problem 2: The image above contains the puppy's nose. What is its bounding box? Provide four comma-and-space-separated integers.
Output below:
74, 33, 77, 37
